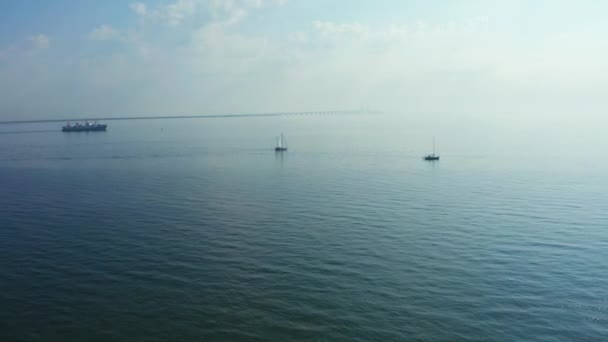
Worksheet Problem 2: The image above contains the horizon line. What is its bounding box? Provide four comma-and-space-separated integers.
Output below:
0, 110, 383, 125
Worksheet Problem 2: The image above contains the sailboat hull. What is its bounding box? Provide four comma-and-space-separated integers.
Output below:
423, 138, 439, 160
275, 147, 288, 152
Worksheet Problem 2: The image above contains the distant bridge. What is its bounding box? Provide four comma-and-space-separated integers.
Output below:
0, 109, 383, 125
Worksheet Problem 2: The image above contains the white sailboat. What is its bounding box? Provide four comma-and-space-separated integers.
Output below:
275, 133, 288, 152
424, 137, 440, 160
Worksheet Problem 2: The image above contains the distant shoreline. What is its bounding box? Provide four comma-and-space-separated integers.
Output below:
0, 110, 378, 125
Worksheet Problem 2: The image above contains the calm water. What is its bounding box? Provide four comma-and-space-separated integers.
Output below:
1, 115, 607, 341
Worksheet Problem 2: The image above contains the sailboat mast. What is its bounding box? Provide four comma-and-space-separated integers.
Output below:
433, 137, 435, 155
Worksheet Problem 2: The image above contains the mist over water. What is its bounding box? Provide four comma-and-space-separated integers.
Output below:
1, 114, 607, 341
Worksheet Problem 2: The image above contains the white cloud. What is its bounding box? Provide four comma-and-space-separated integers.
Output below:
164, 0, 198, 25
210, 0, 285, 25
311, 17, 491, 47
130, 2, 147, 16
289, 31, 308, 43
209, 1, 247, 25
130, 0, 200, 25
28, 34, 50, 49
129, 0, 285, 26
184, 22, 280, 74
88, 25, 121, 41
313, 21, 372, 37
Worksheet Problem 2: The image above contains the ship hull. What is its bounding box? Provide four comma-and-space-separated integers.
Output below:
62, 125, 107, 132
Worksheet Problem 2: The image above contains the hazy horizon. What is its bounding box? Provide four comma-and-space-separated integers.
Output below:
1, 0, 607, 130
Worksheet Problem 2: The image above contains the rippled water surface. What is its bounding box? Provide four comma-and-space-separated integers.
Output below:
1, 116, 607, 341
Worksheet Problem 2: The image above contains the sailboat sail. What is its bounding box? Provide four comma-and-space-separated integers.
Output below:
275, 133, 288, 151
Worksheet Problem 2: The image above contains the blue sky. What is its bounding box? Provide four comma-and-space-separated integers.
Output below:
1, 0, 607, 123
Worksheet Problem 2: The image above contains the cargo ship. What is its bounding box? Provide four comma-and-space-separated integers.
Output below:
62, 121, 107, 132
